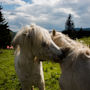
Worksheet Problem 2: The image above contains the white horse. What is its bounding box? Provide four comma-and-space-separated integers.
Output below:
51, 30, 90, 90
12, 25, 63, 90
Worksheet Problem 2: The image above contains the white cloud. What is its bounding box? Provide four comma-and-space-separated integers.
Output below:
32, 0, 60, 6
2, 0, 90, 31
62, 0, 78, 4
54, 8, 80, 18
2, 11, 16, 21
0, 0, 26, 6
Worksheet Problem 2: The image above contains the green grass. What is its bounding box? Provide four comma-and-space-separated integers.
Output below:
0, 37, 90, 90
0, 49, 61, 90
0, 50, 20, 90
78, 37, 90, 45
43, 62, 61, 90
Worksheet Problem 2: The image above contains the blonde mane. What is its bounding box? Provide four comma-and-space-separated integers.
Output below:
51, 31, 90, 58
63, 34, 90, 57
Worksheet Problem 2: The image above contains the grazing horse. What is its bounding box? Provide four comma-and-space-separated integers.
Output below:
12, 25, 63, 90
51, 30, 90, 90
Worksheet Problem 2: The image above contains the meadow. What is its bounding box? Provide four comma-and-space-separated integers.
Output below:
0, 37, 90, 90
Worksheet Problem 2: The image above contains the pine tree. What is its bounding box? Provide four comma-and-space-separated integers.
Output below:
63, 14, 77, 39
65, 14, 75, 31
0, 5, 11, 48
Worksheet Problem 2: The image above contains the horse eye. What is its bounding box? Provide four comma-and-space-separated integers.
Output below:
41, 42, 47, 47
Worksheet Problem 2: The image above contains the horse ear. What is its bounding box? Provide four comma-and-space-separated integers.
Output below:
52, 29, 56, 36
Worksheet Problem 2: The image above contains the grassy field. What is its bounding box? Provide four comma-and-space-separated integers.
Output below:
0, 50, 61, 90
78, 37, 90, 45
0, 50, 20, 90
0, 37, 90, 90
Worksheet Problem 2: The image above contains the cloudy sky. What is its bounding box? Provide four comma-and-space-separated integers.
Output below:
0, 0, 90, 31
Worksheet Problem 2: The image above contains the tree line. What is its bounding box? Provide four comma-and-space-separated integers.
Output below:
62, 14, 90, 39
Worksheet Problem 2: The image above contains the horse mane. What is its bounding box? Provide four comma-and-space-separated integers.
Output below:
52, 31, 90, 58
62, 33, 90, 58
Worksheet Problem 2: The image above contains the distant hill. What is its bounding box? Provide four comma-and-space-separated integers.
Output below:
75, 28, 90, 31
62, 28, 90, 39
10, 31, 17, 40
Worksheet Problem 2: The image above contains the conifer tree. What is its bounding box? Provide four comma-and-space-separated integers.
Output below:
65, 14, 75, 31
0, 5, 11, 48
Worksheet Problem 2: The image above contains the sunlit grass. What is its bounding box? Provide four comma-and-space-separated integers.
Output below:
0, 50, 20, 90
0, 49, 61, 90
78, 37, 90, 45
